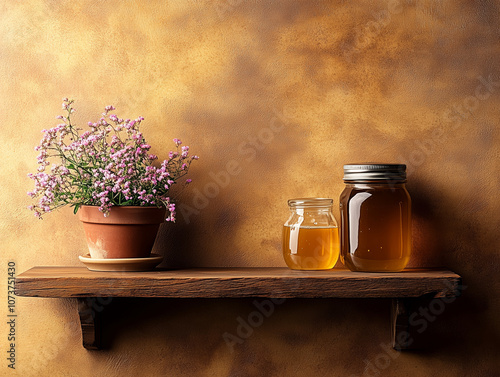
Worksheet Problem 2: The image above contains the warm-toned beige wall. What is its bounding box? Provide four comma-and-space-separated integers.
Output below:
1, 0, 499, 376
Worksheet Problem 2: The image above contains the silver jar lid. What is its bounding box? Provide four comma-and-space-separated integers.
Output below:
343, 163, 407, 182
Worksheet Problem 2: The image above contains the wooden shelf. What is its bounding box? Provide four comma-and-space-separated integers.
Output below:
15, 267, 462, 350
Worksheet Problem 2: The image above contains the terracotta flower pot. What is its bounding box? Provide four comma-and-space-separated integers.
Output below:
78, 205, 166, 259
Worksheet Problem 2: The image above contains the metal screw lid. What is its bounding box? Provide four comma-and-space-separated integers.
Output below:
343, 163, 407, 182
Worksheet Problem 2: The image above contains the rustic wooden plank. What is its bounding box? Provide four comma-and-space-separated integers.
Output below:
15, 267, 461, 299
15, 267, 462, 351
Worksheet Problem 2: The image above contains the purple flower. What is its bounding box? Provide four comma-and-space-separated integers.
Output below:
27, 99, 198, 219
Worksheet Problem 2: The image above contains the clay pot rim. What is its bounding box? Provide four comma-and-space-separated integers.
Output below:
78, 205, 167, 225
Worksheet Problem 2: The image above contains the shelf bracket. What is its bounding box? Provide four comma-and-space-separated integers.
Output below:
77, 298, 104, 350
391, 296, 434, 350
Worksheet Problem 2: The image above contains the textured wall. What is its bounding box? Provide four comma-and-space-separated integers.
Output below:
1, 0, 499, 376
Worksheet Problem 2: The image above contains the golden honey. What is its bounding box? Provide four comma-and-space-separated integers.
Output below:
282, 225, 340, 270
282, 198, 340, 270
339, 164, 412, 272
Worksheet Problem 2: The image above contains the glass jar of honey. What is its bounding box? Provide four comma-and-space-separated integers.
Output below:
339, 164, 411, 272
282, 198, 340, 270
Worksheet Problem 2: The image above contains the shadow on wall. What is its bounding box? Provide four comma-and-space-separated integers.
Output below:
92, 296, 390, 375
154, 198, 245, 268
409, 180, 448, 268
407, 178, 500, 355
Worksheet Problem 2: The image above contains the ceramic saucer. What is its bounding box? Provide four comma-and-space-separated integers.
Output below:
79, 253, 163, 272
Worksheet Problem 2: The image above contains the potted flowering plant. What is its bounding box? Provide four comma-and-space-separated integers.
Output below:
28, 98, 198, 260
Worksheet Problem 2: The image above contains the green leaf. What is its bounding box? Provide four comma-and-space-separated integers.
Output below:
73, 203, 80, 214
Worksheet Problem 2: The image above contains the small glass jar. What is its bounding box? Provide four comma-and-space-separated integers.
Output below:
339, 164, 411, 272
282, 198, 340, 270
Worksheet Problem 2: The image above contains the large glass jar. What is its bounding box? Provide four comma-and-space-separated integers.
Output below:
282, 198, 340, 270
339, 164, 411, 272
